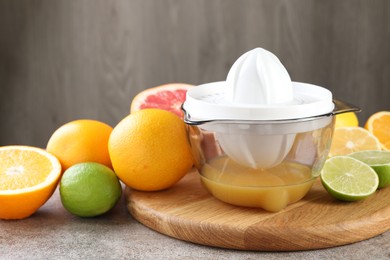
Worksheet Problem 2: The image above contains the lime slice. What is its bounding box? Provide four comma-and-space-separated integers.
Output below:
349, 150, 390, 188
320, 156, 379, 201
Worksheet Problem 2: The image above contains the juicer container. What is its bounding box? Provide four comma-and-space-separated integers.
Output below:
182, 99, 359, 211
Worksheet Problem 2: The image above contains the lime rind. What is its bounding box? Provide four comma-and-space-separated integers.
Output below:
349, 150, 390, 188
320, 156, 379, 201
349, 150, 390, 165
60, 162, 122, 217
371, 165, 390, 188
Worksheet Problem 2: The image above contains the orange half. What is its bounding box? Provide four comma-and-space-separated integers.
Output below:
329, 127, 382, 157
365, 111, 390, 150
0, 146, 62, 219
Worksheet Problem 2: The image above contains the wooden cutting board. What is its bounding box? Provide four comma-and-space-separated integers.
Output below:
126, 169, 390, 251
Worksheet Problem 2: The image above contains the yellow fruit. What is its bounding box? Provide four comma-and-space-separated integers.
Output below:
0, 146, 62, 219
108, 109, 193, 191
47, 119, 113, 171
329, 127, 382, 157
365, 111, 390, 150
335, 112, 359, 128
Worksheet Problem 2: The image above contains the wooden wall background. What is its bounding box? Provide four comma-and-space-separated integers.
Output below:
0, 0, 389, 147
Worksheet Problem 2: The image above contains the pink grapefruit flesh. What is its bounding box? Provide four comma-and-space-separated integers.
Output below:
130, 83, 193, 118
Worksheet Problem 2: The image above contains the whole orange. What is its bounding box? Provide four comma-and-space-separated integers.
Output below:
47, 119, 113, 171
108, 109, 193, 191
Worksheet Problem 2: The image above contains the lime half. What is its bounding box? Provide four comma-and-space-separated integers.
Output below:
349, 150, 390, 188
320, 156, 379, 201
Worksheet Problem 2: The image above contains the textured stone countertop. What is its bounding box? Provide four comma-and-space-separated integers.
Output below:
1, 187, 389, 260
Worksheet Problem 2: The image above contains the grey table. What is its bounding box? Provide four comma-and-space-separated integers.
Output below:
1, 188, 389, 260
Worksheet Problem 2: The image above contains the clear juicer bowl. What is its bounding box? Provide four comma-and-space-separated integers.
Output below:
184, 111, 337, 212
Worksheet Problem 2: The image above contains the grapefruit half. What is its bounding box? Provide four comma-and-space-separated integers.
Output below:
130, 83, 193, 118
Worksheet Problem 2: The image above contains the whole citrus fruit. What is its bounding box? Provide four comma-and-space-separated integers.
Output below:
335, 112, 359, 128
60, 162, 122, 217
130, 83, 193, 118
47, 119, 113, 171
108, 109, 193, 191
0, 145, 62, 219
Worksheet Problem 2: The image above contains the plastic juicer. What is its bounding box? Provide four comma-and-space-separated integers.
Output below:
182, 48, 360, 211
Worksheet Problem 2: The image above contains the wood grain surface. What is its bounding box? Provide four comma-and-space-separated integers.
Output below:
126, 169, 390, 251
0, 0, 389, 147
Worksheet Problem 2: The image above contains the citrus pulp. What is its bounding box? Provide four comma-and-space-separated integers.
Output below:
365, 111, 390, 150
329, 127, 382, 157
349, 150, 390, 188
320, 156, 379, 201
130, 83, 193, 118
0, 145, 62, 219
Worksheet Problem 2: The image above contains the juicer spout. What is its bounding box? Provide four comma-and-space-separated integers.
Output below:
332, 99, 361, 115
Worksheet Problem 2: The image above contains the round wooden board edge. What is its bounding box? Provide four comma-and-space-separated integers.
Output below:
125, 171, 390, 251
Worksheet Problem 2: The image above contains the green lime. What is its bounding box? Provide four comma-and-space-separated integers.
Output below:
349, 150, 390, 188
60, 162, 122, 217
320, 156, 379, 201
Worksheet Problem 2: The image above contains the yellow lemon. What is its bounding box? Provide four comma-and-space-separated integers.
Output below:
335, 112, 359, 128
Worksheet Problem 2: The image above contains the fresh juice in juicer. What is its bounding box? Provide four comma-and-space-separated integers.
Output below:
201, 158, 314, 212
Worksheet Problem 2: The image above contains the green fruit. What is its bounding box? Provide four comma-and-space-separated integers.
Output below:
320, 156, 379, 201
349, 150, 390, 188
60, 162, 122, 217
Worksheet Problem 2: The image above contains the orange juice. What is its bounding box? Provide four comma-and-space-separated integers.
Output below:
200, 155, 315, 212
